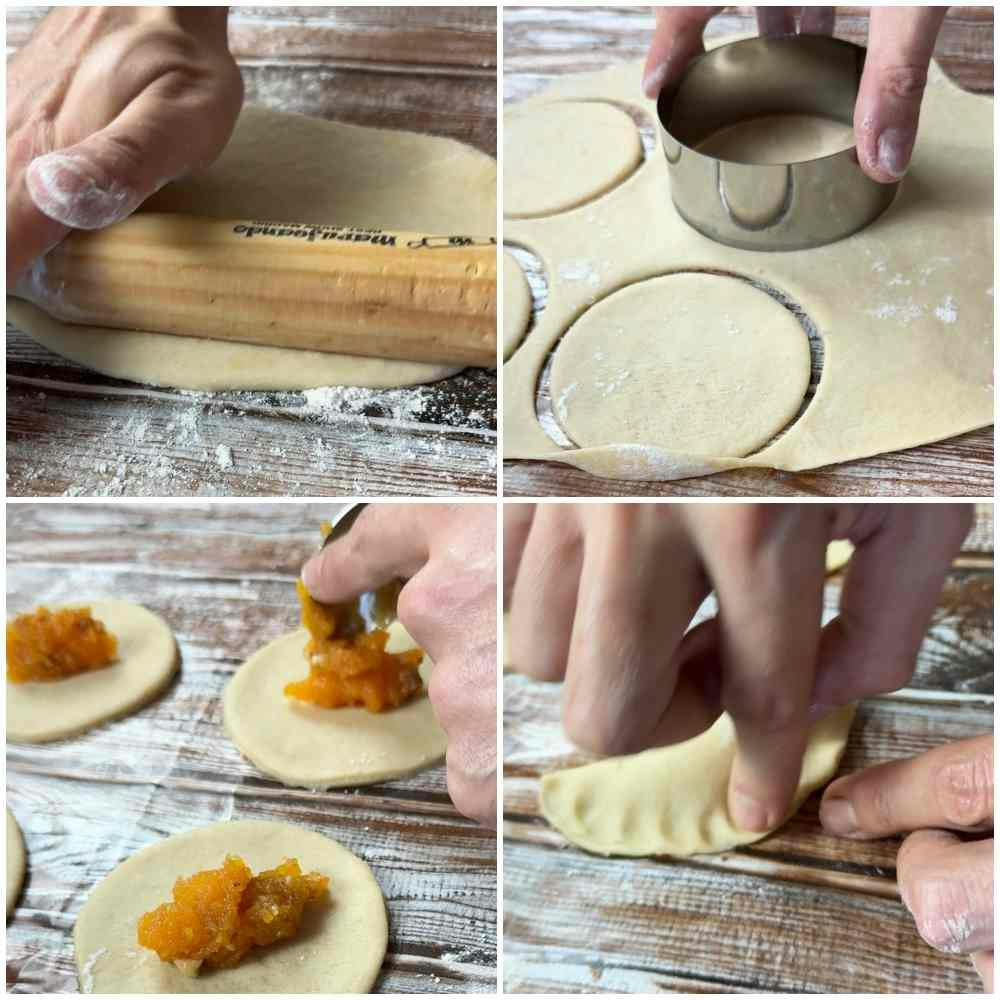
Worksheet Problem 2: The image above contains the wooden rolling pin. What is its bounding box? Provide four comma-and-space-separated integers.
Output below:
16, 213, 497, 366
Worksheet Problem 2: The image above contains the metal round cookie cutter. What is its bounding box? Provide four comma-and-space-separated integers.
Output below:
656, 34, 899, 251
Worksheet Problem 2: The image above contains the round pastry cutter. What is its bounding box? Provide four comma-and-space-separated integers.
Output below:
657, 35, 899, 251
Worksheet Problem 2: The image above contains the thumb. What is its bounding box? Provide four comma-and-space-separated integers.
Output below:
854, 6, 948, 183
26, 81, 240, 230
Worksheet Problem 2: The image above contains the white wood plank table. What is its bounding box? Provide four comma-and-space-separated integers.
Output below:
7, 7, 498, 498
502, 6, 993, 498
503, 504, 993, 993
5, 502, 497, 993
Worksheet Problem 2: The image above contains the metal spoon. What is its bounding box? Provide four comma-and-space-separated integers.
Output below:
316, 503, 401, 635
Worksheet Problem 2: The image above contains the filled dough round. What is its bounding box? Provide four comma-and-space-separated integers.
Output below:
503, 252, 532, 359
10, 105, 497, 390
504, 102, 643, 218
224, 623, 447, 789
696, 113, 856, 164
541, 705, 856, 857
6, 600, 178, 743
550, 272, 811, 457
74, 820, 387, 994
7, 809, 26, 917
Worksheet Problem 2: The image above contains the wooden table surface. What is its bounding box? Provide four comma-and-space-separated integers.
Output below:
6, 7, 498, 498
503, 503, 993, 994
5, 502, 497, 994
502, 6, 994, 498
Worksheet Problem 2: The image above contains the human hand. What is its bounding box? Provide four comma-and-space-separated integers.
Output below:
642, 6, 949, 182
302, 504, 497, 828
7, 6, 243, 284
505, 503, 970, 834
821, 734, 993, 989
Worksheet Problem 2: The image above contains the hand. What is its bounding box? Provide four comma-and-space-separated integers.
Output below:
642, 6, 949, 182
7, 6, 243, 284
505, 503, 970, 834
302, 504, 497, 828
821, 735, 993, 989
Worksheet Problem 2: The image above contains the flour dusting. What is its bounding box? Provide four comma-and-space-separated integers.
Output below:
934, 295, 959, 324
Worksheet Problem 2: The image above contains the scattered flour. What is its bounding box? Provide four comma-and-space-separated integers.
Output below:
934, 295, 959, 324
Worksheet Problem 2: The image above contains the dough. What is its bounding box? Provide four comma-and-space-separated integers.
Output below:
74, 820, 387, 994
6, 600, 178, 743
223, 623, 446, 788
504, 102, 643, 218
503, 252, 532, 359
541, 704, 856, 857
7, 809, 25, 918
9, 105, 497, 391
550, 272, 810, 455
696, 113, 856, 164
503, 53, 993, 480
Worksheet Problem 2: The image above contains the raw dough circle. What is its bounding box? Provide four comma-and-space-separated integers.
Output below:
7, 809, 25, 917
74, 820, 387, 994
550, 272, 811, 457
503, 252, 532, 359
504, 102, 643, 218
696, 112, 857, 164
9, 105, 497, 390
6, 600, 178, 743
223, 624, 447, 789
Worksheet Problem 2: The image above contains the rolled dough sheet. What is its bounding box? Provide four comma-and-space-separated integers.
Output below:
9, 105, 497, 391
504, 102, 643, 218
7, 809, 26, 918
503, 52, 993, 480
74, 820, 387, 994
223, 623, 447, 789
6, 599, 178, 743
541, 704, 856, 857
503, 252, 532, 359
696, 112, 857, 164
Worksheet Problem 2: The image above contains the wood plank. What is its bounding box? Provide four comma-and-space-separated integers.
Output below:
5, 502, 497, 994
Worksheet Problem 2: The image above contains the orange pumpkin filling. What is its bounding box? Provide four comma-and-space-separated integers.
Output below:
137, 855, 329, 974
6, 606, 117, 684
284, 580, 423, 713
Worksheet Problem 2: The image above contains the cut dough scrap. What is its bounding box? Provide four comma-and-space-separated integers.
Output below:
550, 272, 811, 456
541, 704, 856, 857
503, 252, 532, 359
74, 820, 387, 994
6, 600, 178, 743
9, 105, 497, 390
7, 809, 25, 917
696, 113, 856, 164
504, 102, 643, 218
224, 623, 446, 789
503, 54, 994, 480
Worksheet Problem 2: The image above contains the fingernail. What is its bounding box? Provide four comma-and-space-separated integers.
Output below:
26, 152, 138, 230
300, 557, 322, 593
876, 128, 913, 179
641, 60, 670, 99
820, 796, 858, 836
730, 788, 772, 832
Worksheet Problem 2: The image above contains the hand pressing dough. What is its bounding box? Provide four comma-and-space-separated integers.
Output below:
551, 272, 811, 456
696, 113, 857, 164
503, 253, 532, 359
541, 704, 856, 857
6, 600, 178, 743
74, 820, 387, 994
224, 623, 446, 788
7, 809, 25, 917
503, 52, 993, 480
504, 102, 643, 218
9, 105, 496, 391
